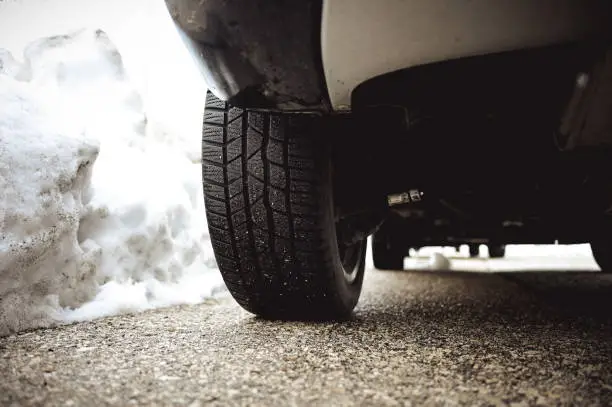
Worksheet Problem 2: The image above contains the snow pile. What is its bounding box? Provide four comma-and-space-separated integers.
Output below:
0, 78, 100, 333
0, 49, 22, 78
0, 29, 221, 336
0, 0, 206, 163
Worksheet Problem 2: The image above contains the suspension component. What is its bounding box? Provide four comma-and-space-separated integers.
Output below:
387, 189, 424, 207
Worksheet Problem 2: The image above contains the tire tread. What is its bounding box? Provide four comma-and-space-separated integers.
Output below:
202, 92, 362, 317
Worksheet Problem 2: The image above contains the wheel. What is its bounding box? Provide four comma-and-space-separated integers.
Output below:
488, 244, 506, 258
468, 244, 480, 258
202, 92, 367, 319
372, 225, 405, 270
590, 241, 612, 273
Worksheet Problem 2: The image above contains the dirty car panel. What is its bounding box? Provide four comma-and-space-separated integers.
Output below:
164, 0, 329, 110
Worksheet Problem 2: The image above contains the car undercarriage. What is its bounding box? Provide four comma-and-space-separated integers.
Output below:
331, 43, 612, 269
167, 0, 612, 318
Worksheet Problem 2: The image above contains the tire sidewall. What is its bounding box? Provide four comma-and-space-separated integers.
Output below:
318, 134, 366, 313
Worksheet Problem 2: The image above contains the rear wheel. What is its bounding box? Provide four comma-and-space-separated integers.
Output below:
488, 244, 506, 258
202, 92, 366, 319
591, 241, 612, 273
372, 224, 405, 270
468, 244, 480, 258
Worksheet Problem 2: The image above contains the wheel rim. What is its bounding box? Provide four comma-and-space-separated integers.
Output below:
338, 240, 364, 283
331, 162, 366, 285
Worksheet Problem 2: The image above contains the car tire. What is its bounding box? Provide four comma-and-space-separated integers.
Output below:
372, 226, 405, 270
590, 241, 612, 273
468, 244, 480, 258
488, 244, 506, 258
202, 92, 366, 319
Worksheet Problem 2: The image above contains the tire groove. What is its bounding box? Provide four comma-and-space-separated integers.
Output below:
206, 205, 248, 218
246, 172, 266, 185
248, 124, 264, 135
203, 177, 244, 192
203, 193, 226, 204
242, 111, 265, 303
227, 112, 244, 125
246, 147, 263, 162
203, 122, 225, 128
202, 158, 224, 168
203, 177, 229, 188
205, 208, 229, 218
263, 113, 283, 299
203, 138, 240, 147
247, 172, 290, 193
271, 207, 316, 218
283, 114, 300, 295
213, 251, 239, 263
218, 102, 245, 293
207, 222, 231, 233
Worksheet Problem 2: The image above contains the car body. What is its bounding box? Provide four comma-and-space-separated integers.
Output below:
166, 0, 610, 109
165, 0, 612, 318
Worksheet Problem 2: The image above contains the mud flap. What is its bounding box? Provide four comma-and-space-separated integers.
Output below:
559, 47, 612, 150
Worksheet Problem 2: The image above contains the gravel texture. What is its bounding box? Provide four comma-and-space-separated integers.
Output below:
2, 268, 612, 406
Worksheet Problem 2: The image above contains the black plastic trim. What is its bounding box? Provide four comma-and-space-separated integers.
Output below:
165, 0, 329, 111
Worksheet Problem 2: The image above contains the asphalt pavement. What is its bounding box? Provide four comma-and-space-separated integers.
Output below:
2, 259, 612, 406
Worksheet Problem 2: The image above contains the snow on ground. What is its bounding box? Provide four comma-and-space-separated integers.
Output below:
0, 29, 222, 337
384, 244, 599, 272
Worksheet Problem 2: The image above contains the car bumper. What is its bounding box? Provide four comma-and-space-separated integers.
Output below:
322, 0, 612, 109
